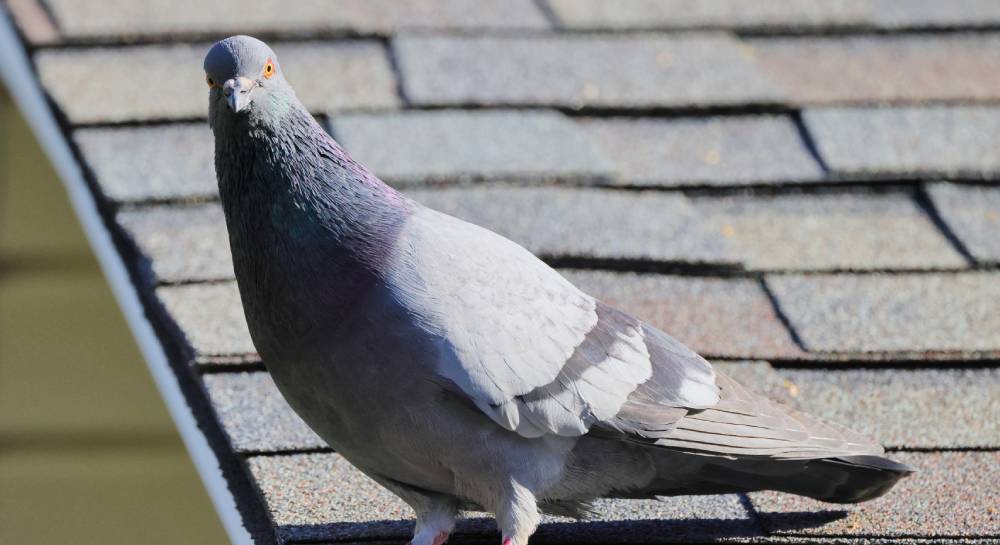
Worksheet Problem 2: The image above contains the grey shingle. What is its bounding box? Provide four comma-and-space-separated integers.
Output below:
779, 367, 1000, 449
6, 0, 60, 45
329, 111, 615, 185
516, 0, 1000, 33
37, 41, 397, 123
692, 191, 968, 271
748, 34, 1000, 104
872, 0, 1000, 29
580, 116, 822, 187
44, 0, 548, 39
155, 282, 256, 363
408, 186, 735, 265
803, 106, 1000, 178
927, 183, 1000, 265
202, 372, 324, 453
546, 0, 870, 30
750, 451, 1000, 538
117, 205, 232, 284
563, 271, 803, 360
767, 272, 1000, 356
394, 33, 784, 109
248, 452, 756, 543
75, 124, 216, 203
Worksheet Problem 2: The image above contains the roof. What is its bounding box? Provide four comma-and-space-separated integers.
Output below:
3, 1, 998, 543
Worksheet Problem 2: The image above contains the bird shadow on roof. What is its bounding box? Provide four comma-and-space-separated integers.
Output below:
276, 510, 848, 543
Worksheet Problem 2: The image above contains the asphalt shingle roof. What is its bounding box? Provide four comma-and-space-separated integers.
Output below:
927, 182, 1000, 264
329, 110, 615, 185
579, 115, 823, 187
156, 282, 256, 364
692, 190, 968, 271
408, 186, 735, 265
750, 451, 1000, 538
747, 34, 1000, 104
803, 106, 1000, 179
767, 272, 1000, 356
394, 33, 784, 109
37, 41, 396, 123
41, 0, 549, 39
248, 452, 760, 544
8, 0, 999, 543
75, 124, 216, 202
562, 271, 803, 360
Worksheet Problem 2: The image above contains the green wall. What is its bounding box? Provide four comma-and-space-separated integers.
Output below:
0, 88, 229, 544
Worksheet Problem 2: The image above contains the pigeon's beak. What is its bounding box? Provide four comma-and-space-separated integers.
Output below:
223, 76, 258, 113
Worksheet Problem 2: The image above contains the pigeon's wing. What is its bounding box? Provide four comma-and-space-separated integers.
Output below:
388, 207, 719, 438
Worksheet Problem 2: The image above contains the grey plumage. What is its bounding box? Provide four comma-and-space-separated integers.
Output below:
204, 36, 912, 545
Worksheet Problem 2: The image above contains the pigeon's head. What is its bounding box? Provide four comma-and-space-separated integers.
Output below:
204, 35, 295, 125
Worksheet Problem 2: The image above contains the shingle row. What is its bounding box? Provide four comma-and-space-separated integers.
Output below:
115, 187, 974, 289
32, 0, 1000, 42
203, 363, 1000, 455
545, 0, 1000, 31
38, 42, 398, 123
73, 109, 1000, 206
40, 0, 549, 40
247, 452, 757, 543
150, 268, 1000, 366
749, 451, 1000, 539
747, 34, 1000, 105
768, 272, 1000, 357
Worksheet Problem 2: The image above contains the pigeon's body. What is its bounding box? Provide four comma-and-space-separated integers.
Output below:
205, 36, 911, 545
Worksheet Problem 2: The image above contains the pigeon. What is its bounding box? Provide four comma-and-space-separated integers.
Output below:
204, 36, 912, 545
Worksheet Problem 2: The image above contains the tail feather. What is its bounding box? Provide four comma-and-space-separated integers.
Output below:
630, 370, 915, 503
640, 452, 914, 504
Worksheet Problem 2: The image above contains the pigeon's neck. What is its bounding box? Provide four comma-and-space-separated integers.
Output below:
213, 103, 410, 356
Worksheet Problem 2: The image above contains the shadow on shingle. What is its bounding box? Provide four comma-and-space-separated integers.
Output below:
760, 509, 850, 534
278, 515, 775, 544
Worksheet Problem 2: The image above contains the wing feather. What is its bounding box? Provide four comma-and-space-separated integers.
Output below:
388, 205, 880, 460
388, 207, 714, 438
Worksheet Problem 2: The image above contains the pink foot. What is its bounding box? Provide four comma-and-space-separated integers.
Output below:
433, 531, 450, 545
502, 538, 514, 545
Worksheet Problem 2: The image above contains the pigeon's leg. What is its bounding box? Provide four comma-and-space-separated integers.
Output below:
495, 480, 540, 545
368, 474, 458, 545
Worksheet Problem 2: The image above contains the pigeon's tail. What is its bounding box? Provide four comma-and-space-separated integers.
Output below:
692, 453, 914, 503
623, 370, 914, 503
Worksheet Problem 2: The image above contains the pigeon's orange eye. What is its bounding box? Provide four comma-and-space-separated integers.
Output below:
206, 74, 218, 88
263, 59, 275, 79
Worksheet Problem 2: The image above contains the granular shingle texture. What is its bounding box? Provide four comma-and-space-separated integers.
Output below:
155, 282, 256, 363
803, 106, 1000, 178
927, 183, 1000, 265
563, 271, 804, 360
248, 452, 757, 543
871, 0, 1000, 29
767, 272, 1000, 355
779, 367, 1000, 448
117, 205, 232, 284
75, 124, 216, 203
394, 34, 784, 109
580, 116, 822, 187
408, 186, 734, 265
202, 372, 324, 453
748, 34, 1000, 104
43, 0, 548, 39
37, 41, 397, 123
692, 191, 967, 271
546, 0, 870, 30
329, 111, 615, 184
750, 451, 1000, 537
6, 0, 59, 45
